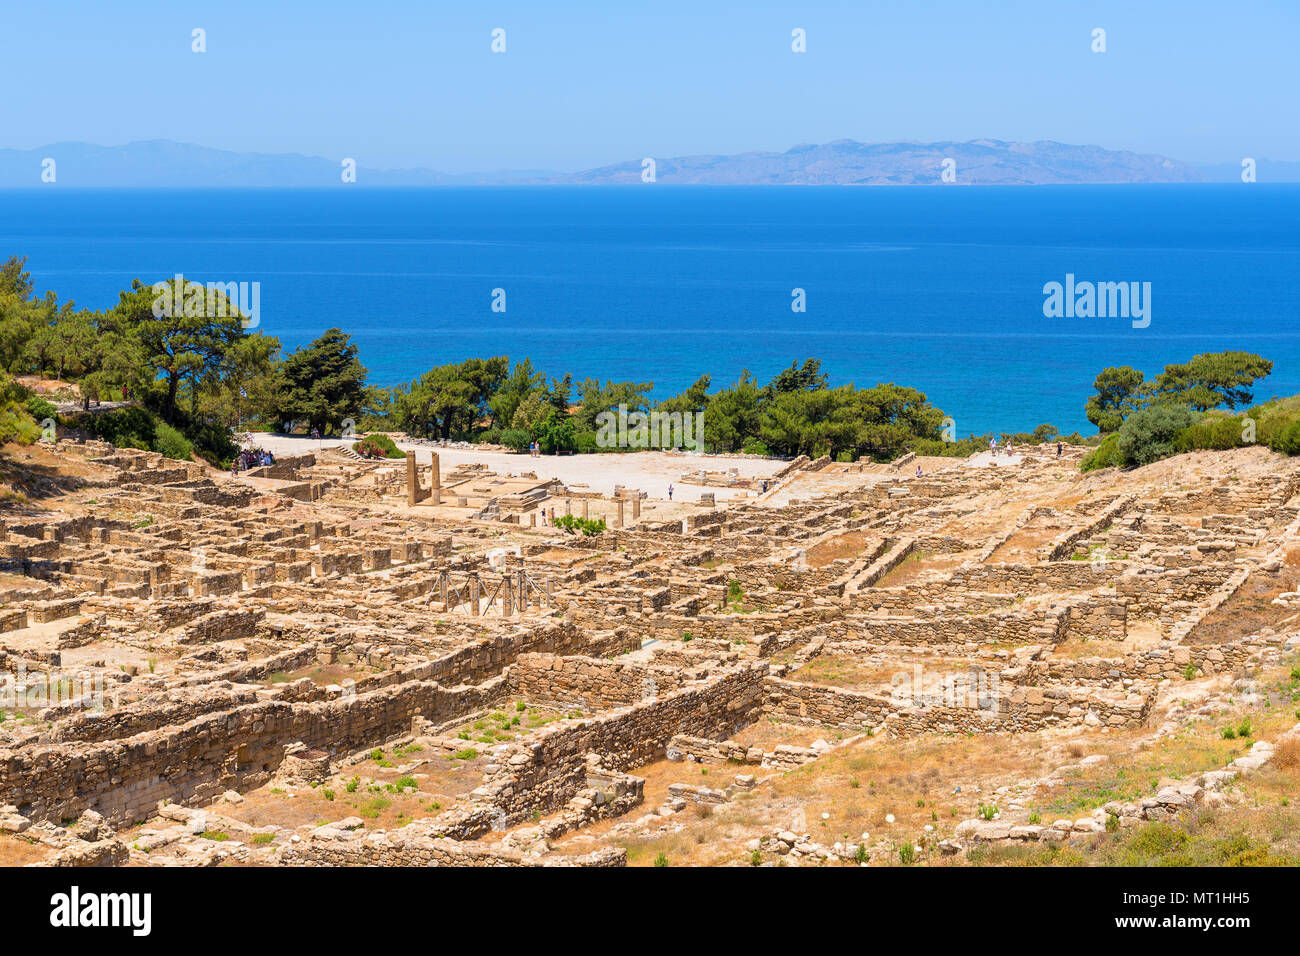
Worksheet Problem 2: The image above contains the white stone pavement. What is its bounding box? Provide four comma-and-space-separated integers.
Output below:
251, 434, 784, 501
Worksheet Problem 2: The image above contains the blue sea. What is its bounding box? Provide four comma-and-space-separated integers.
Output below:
1, 185, 1297, 436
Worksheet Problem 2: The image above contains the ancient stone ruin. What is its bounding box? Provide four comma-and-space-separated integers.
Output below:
1, 438, 1297, 867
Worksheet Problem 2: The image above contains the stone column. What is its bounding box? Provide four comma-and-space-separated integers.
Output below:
406, 454, 423, 506
468, 576, 480, 616
530, 512, 537, 527
566, 498, 572, 516
616, 498, 625, 528
581, 499, 589, 519
632, 496, 641, 519
502, 577, 514, 616
430, 452, 441, 505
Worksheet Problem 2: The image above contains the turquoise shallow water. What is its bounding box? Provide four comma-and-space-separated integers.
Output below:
1, 184, 1297, 435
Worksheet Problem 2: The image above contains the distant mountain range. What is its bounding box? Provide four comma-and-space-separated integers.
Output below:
1, 138, 1295, 187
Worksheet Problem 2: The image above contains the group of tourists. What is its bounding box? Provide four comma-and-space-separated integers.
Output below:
231, 448, 274, 475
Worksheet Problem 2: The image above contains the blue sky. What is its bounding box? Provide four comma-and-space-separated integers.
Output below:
3, 0, 1295, 171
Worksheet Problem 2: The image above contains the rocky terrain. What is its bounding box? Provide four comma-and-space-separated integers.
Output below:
0, 439, 1297, 867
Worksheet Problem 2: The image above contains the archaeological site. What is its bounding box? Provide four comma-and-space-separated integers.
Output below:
1, 437, 1298, 869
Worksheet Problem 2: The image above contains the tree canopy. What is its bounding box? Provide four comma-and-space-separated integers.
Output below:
1085, 351, 1272, 433
274, 328, 368, 435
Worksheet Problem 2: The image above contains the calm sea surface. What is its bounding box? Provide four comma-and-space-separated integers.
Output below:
1, 184, 1297, 435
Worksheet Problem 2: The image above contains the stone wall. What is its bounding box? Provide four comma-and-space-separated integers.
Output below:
0, 676, 507, 826
1047, 495, 1133, 560
762, 675, 1154, 735
1063, 594, 1128, 641
1030, 633, 1276, 684
1117, 565, 1240, 616
948, 560, 1129, 593
506, 653, 692, 710
281, 820, 624, 867
469, 664, 768, 825
844, 606, 1063, 647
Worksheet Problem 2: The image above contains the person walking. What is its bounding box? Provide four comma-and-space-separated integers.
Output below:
667, 484, 674, 501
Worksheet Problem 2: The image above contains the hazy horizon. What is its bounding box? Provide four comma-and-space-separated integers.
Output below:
4, 136, 1297, 179
4, 0, 1296, 173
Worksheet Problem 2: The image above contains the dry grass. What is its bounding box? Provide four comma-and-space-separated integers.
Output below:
790, 654, 974, 693
0, 834, 53, 865
1274, 736, 1300, 772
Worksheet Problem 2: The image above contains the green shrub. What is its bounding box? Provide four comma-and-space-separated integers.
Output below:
536, 412, 577, 454
25, 396, 57, 422
84, 406, 157, 450
554, 514, 606, 536
1080, 433, 1122, 472
152, 423, 193, 461
1267, 418, 1300, 456
353, 432, 405, 459
184, 418, 239, 466
500, 428, 531, 452
1248, 398, 1300, 455
0, 405, 42, 445
1115, 403, 1196, 467
1172, 414, 1248, 453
